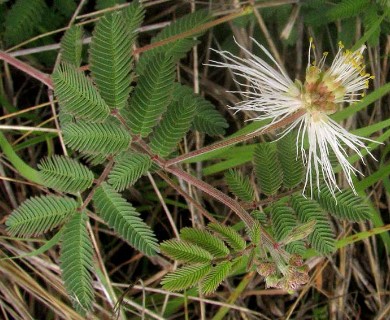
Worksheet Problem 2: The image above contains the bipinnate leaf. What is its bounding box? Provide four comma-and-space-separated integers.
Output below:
60, 25, 83, 67
160, 239, 213, 263
122, 53, 175, 137
225, 169, 254, 202
277, 132, 303, 189
254, 143, 283, 196
172, 84, 228, 136
6, 195, 78, 237
108, 152, 152, 191
52, 63, 110, 122
161, 264, 211, 291
314, 187, 371, 221
38, 155, 94, 193
93, 183, 159, 256
149, 95, 196, 157
63, 121, 131, 155
136, 10, 211, 74
60, 211, 94, 314
89, 11, 134, 109
201, 261, 232, 295
180, 227, 230, 258
291, 195, 335, 254
208, 222, 246, 252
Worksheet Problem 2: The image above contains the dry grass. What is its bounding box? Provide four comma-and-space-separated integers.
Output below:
0, 0, 389, 319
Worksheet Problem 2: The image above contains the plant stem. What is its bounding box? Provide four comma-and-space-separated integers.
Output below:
166, 110, 305, 166
0, 51, 53, 88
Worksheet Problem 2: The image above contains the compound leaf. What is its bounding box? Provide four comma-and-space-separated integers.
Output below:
63, 121, 131, 155
225, 169, 254, 202
6, 195, 78, 237
149, 94, 196, 157
93, 183, 159, 256
52, 63, 110, 122
208, 222, 246, 252
180, 227, 230, 258
254, 143, 283, 196
108, 152, 152, 191
38, 155, 94, 193
201, 261, 232, 295
60, 25, 83, 67
160, 239, 213, 263
60, 211, 94, 314
161, 264, 211, 291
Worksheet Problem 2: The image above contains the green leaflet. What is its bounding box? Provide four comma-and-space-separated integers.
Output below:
60, 211, 94, 314
89, 10, 135, 110
149, 94, 196, 157
136, 9, 211, 75
38, 155, 94, 193
122, 53, 175, 137
172, 83, 228, 136
179, 228, 230, 258
93, 183, 159, 256
161, 264, 211, 292
314, 188, 372, 221
326, 0, 370, 21
4, 0, 47, 46
225, 169, 254, 202
201, 261, 232, 295
63, 121, 131, 155
108, 152, 152, 191
208, 222, 246, 252
270, 204, 305, 254
291, 195, 335, 255
6, 195, 78, 237
122, 1, 145, 34
60, 25, 83, 67
277, 132, 303, 189
254, 143, 283, 196
52, 63, 110, 122
160, 239, 213, 264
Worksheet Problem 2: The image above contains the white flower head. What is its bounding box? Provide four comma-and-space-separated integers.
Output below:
209, 38, 377, 197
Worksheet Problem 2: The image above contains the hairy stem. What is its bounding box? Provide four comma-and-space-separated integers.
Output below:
165, 110, 305, 166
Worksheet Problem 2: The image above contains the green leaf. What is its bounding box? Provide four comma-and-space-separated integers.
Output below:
277, 132, 303, 189
60, 25, 83, 67
52, 63, 110, 122
122, 53, 175, 137
93, 183, 159, 256
179, 228, 230, 258
225, 169, 254, 202
291, 195, 335, 255
161, 264, 211, 291
270, 204, 298, 242
208, 222, 246, 252
136, 10, 211, 74
363, 5, 381, 46
254, 143, 283, 196
63, 121, 131, 155
4, 0, 47, 46
122, 1, 145, 33
314, 187, 372, 222
149, 95, 196, 157
172, 84, 228, 136
247, 220, 261, 244
38, 155, 94, 193
60, 211, 94, 314
108, 152, 152, 191
6, 195, 78, 237
89, 11, 134, 109
201, 261, 232, 295
326, 0, 370, 21
160, 239, 213, 263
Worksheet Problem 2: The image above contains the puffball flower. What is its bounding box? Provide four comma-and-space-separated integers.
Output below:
209, 38, 376, 197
